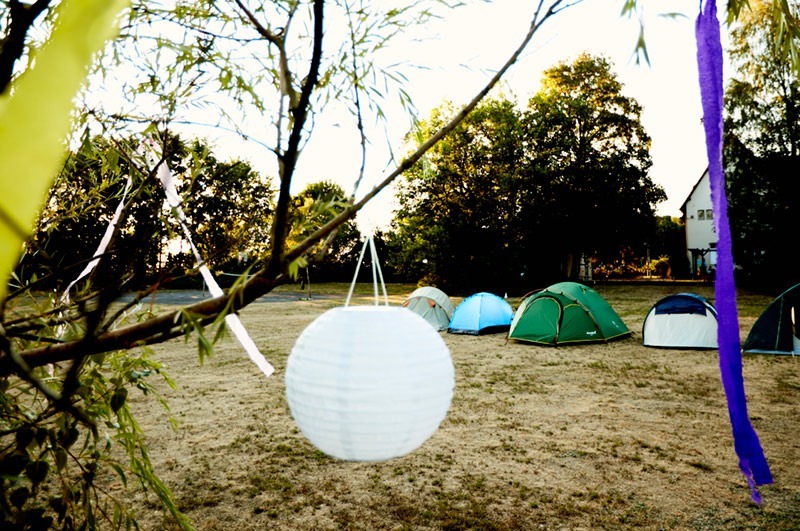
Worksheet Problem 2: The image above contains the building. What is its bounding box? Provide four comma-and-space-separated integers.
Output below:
680, 168, 717, 277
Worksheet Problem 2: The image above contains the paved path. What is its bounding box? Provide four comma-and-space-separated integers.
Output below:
118, 289, 337, 306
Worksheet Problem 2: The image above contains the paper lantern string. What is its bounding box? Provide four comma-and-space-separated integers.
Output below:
144, 142, 274, 378
345, 235, 388, 307
695, 0, 772, 503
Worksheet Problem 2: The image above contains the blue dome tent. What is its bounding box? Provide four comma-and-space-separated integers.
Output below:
447, 292, 514, 335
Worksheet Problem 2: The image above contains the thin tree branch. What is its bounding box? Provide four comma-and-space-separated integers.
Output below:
344, 0, 368, 199
0, 0, 52, 93
284, 0, 570, 265
0, 270, 283, 374
1, 0, 574, 376
268, 0, 325, 275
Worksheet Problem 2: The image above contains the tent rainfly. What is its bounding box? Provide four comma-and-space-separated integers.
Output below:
743, 283, 800, 355
508, 281, 631, 345
447, 292, 514, 335
642, 293, 718, 349
402, 286, 455, 331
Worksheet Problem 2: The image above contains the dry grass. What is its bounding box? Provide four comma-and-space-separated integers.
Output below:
123, 283, 800, 530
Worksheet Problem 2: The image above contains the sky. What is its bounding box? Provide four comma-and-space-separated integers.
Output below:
208, 0, 728, 232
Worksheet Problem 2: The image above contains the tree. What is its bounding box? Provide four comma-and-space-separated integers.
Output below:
18, 133, 274, 292
521, 53, 664, 276
651, 216, 689, 278
391, 55, 664, 291
391, 98, 524, 293
1, 1, 576, 527
725, 0, 800, 157
287, 180, 361, 282
724, 0, 800, 291
725, 136, 800, 291
179, 139, 276, 274
0, 0, 53, 94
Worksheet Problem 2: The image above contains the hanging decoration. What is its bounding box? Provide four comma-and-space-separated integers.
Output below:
285, 236, 455, 461
695, 0, 772, 502
145, 142, 274, 378
60, 174, 133, 306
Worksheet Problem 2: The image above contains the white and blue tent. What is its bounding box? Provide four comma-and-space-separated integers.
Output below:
642, 293, 718, 349
447, 292, 513, 335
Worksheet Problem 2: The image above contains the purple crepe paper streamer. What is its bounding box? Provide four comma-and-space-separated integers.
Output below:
695, 0, 772, 503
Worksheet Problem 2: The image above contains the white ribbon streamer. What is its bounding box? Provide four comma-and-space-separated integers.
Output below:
148, 144, 274, 377
60, 174, 133, 305
54, 173, 133, 376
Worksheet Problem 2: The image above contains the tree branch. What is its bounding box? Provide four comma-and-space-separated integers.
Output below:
0, 0, 574, 376
0, 270, 284, 375
0, 0, 52, 93
283, 0, 570, 265
268, 0, 325, 276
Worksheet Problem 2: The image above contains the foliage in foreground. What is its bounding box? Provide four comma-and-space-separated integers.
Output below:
0, 297, 189, 529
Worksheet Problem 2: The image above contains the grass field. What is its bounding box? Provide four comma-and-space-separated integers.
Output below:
124, 282, 800, 530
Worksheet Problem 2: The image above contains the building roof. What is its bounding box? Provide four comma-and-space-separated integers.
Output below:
679, 167, 709, 215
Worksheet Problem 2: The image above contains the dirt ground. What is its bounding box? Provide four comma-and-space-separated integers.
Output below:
124, 283, 800, 530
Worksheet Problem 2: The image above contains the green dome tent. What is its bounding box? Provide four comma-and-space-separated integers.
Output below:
509, 282, 631, 345
742, 283, 800, 355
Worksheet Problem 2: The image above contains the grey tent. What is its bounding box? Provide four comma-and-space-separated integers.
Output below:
402, 286, 455, 331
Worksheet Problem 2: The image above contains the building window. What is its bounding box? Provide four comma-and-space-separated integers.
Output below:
706, 209, 713, 220
697, 209, 705, 220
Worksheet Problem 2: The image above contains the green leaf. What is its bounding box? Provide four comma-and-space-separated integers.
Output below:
288, 256, 308, 280
109, 462, 128, 488
110, 387, 128, 413
9, 487, 30, 509
0, 0, 131, 301
25, 460, 49, 485
54, 447, 68, 472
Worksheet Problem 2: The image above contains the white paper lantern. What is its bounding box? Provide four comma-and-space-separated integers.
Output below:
285, 305, 455, 461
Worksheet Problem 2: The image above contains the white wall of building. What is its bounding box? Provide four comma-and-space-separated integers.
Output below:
683, 169, 717, 273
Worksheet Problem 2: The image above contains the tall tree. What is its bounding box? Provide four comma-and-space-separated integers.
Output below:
724, 0, 800, 290
180, 140, 276, 272
392, 55, 664, 291
19, 133, 166, 292
522, 53, 664, 276
287, 180, 361, 281
392, 98, 524, 293
725, 0, 800, 157
19, 133, 274, 292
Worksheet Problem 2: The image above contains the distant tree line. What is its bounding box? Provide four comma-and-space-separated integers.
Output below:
20, 23, 796, 298
18, 133, 362, 292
